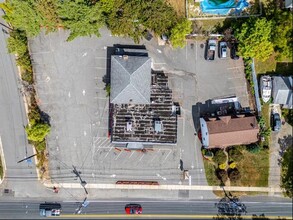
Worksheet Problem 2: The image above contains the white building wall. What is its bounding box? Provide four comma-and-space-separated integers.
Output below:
200, 118, 209, 148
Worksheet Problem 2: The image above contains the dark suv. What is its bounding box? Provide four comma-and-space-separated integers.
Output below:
272, 113, 281, 131
230, 42, 239, 60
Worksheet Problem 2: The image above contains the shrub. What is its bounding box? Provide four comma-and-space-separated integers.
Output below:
228, 147, 244, 161
219, 163, 227, 170
228, 168, 241, 182
34, 140, 46, 152
25, 122, 50, 143
229, 161, 237, 169
202, 148, 214, 160
216, 169, 228, 183
213, 149, 227, 165
246, 144, 261, 154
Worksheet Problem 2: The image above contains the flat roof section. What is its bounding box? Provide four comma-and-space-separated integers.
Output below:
111, 71, 177, 144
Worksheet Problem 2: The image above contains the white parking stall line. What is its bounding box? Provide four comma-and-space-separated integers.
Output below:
163, 150, 172, 162
104, 147, 113, 159
227, 66, 243, 70
139, 154, 145, 161
150, 149, 160, 162
128, 151, 135, 158
229, 85, 246, 89
114, 150, 123, 161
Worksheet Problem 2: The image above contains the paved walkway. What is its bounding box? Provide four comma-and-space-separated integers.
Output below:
268, 105, 292, 196
44, 182, 283, 193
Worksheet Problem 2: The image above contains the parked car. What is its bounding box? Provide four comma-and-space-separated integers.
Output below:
39, 203, 62, 217
230, 42, 239, 60
272, 112, 281, 131
218, 41, 227, 59
205, 39, 217, 61
125, 204, 142, 214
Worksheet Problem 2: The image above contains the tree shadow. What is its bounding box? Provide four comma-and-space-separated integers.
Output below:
40, 111, 51, 126
278, 134, 293, 157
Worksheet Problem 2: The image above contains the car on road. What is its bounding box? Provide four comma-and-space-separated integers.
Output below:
218, 41, 227, 59
39, 202, 62, 217
271, 112, 281, 131
125, 204, 142, 214
230, 42, 239, 60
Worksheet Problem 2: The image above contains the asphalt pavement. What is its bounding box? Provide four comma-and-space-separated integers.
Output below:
0, 10, 52, 198
0, 197, 291, 219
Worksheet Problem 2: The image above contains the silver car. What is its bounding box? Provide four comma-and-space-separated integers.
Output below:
219, 41, 227, 59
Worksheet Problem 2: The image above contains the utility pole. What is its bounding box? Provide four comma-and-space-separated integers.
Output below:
74, 197, 89, 214
72, 165, 88, 194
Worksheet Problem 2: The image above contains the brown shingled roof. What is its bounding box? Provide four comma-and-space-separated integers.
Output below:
206, 116, 259, 148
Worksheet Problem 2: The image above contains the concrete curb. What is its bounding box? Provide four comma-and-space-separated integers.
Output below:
44, 182, 284, 193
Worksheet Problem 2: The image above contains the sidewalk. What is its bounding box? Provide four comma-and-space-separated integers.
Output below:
45, 182, 283, 193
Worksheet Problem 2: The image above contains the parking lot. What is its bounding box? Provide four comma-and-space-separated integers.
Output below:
29, 29, 249, 189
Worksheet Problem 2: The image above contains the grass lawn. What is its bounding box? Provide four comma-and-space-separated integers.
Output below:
261, 103, 271, 146
255, 54, 293, 75
167, 0, 186, 17
203, 147, 269, 187
203, 159, 221, 186
233, 149, 269, 187
0, 156, 3, 180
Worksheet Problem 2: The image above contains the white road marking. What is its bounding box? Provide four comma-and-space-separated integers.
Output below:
68, 92, 71, 98
114, 150, 123, 160
82, 90, 86, 96
163, 150, 172, 162
104, 147, 113, 158
82, 52, 87, 57
128, 151, 135, 158
157, 49, 162, 53
139, 154, 145, 161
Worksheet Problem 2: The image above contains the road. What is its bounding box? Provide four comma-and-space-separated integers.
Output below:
0, 9, 51, 197
0, 197, 291, 219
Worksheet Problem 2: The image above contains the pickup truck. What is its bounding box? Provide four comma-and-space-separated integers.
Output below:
205, 39, 217, 61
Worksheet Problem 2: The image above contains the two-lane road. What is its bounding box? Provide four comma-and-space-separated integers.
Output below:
0, 198, 291, 219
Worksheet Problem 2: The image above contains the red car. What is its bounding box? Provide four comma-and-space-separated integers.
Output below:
125, 204, 142, 214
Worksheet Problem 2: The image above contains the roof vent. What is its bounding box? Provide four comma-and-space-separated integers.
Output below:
154, 120, 162, 133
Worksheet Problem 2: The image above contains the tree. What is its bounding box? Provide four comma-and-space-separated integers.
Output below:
213, 150, 227, 165
281, 147, 293, 198
0, 0, 42, 37
170, 18, 192, 48
271, 11, 293, 60
25, 123, 50, 143
58, 0, 105, 41
216, 169, 228, 183
228, 168, 241, 182
234, 18, 274, 61
36, 0, 61, 32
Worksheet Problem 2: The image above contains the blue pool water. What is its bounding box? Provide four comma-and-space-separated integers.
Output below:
200, 0, 249, 15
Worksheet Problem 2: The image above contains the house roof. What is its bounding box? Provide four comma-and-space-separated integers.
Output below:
206, 116, 259, 148
272, 76, 293, 108
111, 71, 177, 144
110, 55, 151, 104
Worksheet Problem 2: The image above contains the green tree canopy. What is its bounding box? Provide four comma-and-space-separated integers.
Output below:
234, 18, 274, 61
25, 123, 50, 143
0, 0, 42, 37
58, 0, 105, 41
170, 18, 192, 48
271, 11, 293, 60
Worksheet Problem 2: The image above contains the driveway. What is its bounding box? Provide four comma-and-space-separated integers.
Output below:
269, 104, 293, 196
29, 29, 249, 196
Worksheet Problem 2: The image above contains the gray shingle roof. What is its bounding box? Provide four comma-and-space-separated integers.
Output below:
273, 76, 293, 108
110, 55, 151, 104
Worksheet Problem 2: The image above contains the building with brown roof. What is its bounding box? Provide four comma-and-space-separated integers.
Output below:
200, 115, 259, 148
